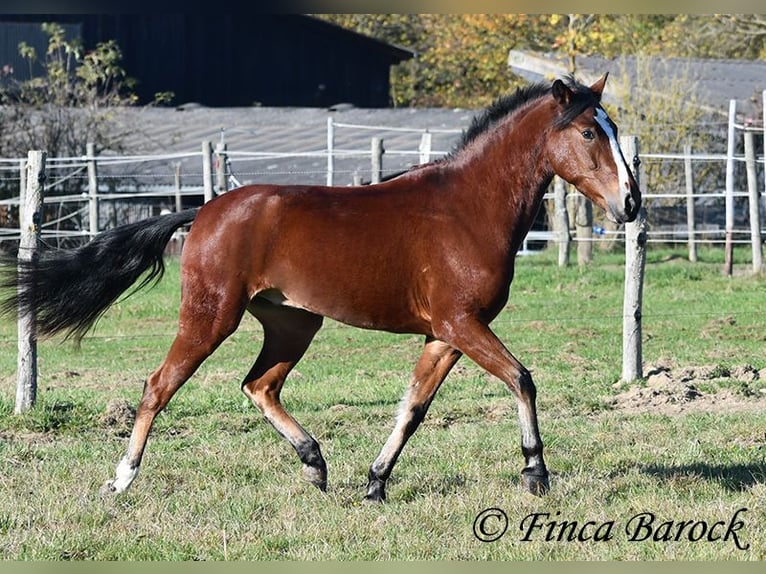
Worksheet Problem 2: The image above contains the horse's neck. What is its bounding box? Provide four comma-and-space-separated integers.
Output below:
450, 109, 554, 247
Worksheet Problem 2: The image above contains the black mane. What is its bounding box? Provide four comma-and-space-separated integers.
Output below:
450, 75, 599, 157
374, 76, 600, 182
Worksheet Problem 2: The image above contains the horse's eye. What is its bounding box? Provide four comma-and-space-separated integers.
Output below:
582, 129, 595, 140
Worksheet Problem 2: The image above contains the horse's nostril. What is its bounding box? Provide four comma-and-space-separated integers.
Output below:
625, 193, 637, 217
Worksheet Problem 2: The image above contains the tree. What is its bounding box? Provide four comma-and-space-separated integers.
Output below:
654, 14, 766, 60
549, 14, 596, 74
0, 23, 170, 163
0, 23, 171, 247
712, 14, 766, 57
318, 14, 565, 108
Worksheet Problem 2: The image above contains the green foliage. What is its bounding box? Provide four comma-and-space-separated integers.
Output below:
321, 14, 570, 108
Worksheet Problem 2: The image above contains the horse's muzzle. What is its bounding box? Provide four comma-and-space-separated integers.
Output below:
607, 186, 641, 224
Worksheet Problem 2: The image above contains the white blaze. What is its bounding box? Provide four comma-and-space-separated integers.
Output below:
594, 106, 632, 193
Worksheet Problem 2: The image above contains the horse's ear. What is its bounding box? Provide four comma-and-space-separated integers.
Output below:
590, 73, 608, 96
552, 79, 573, 106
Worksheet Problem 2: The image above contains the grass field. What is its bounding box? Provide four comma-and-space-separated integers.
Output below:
0, 245, 765, 560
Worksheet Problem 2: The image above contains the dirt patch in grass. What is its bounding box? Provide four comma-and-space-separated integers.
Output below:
99, 398, 136, 436
610, 361, 766, 415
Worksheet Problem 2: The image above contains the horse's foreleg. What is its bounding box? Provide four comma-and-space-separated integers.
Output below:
242, 302, 326, 490
365, 337, 461, 502
435, 317, 549, 496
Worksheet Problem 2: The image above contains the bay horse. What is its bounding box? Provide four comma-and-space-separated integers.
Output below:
1, 74, 640, 501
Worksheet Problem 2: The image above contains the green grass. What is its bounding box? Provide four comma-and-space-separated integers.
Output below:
1, 246, 765, 560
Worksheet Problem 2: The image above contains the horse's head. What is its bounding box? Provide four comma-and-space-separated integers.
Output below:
546, 73, 641, 224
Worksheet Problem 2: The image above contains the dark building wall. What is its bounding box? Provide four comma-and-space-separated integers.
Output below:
0, 14, 411, 108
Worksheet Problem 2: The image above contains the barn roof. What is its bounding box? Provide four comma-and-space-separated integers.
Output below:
91, 103, 475, 190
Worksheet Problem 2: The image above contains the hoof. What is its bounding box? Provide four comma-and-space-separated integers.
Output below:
302, 464, 327, 492
521, 471, 550, 496
362, 494, 385, 504
99, 480, 118, 497
364, 479, 386, 503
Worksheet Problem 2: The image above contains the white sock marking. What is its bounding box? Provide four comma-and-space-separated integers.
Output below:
110, 457, 139, 493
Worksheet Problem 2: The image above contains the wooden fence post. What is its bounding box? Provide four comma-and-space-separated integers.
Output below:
326, 117, 334, 186
16, 150, 46, 414
684, 143, 697, 263
202, 140, 214, 203
86, 142, 99, 238
744, 130, 763, 273
621, 136, 646, 383
215, 141, 229, 194
575, 193, 593, 266
553, 176, 570, 267
174, 162, 183, 213
419, 131, 432, 164
724, 99, 736, 276
18, 158, 26, 231
371, 137, 384, 184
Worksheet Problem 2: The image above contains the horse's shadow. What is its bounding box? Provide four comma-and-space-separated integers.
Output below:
639, 462, 766, 492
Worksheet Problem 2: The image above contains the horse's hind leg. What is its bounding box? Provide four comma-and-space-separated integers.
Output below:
103, 285, 247, 494
241, 300, 326, 490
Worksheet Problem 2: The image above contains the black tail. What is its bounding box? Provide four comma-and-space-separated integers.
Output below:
0, 208, 199, 343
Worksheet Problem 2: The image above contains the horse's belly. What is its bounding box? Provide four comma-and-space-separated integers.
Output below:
255, 286, 432, 335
